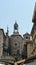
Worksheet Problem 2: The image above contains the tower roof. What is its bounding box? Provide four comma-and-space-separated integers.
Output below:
34, 2, 36, 11
32, 2, 36, 23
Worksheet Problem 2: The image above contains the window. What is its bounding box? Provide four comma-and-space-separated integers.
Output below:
17, 50, 20, 54
30, 36, 32, 40
26, 37, 28, 39
15, 43, 17, 46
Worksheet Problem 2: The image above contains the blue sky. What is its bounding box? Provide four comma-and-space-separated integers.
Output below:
0, 0, 36, 36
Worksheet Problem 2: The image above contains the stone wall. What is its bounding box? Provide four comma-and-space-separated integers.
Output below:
0, 29, 4, 57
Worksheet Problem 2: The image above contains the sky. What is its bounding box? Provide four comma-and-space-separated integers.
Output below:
0, 0, 36, 36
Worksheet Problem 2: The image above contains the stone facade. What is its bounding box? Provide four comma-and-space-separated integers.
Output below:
0, 23, 33, 60
0, 29, 4, 57
0, 3, 36, 61
31, 3, 36, 56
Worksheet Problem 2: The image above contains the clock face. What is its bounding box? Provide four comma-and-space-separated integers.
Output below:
13, 42, 19, 48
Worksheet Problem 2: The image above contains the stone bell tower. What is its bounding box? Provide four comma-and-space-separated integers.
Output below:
13, 21, 19, 35
31, 2, 36, 56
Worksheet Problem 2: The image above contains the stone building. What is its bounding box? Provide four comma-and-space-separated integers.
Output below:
0, 3, 36, 61
31, 2, 36, 56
